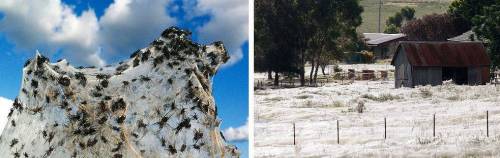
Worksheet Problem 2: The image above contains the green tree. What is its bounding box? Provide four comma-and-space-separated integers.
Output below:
254, 0, 363, 86
384, 7, 415, 33
472, 4, 500, 66
448, 0, 496, 29
254, 0, 301, 86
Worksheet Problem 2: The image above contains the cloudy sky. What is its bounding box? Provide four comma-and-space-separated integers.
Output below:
0, 0, 248, 156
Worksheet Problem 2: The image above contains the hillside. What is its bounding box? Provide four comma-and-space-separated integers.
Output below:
359, 0, 453, 33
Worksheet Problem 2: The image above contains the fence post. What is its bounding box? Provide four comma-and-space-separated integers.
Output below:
337, 120, 340, 144
384, 117, 387, 139
293, 122, 296, 145
433, 113, 436, 137
487, 110, 489, 137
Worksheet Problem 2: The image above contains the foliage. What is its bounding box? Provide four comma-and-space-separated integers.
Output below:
401, 13, 468, 41
254, 0, 364, 86
254, 0, 300, 75
360, 51, 375, 63
384, 7, 415, 33
472, 4, 500, 66
448, 0, 497, 30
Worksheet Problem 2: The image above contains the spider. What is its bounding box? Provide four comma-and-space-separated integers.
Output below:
168, 145, 177, 154
111, 142, 122, 152
10, 138, 18, 147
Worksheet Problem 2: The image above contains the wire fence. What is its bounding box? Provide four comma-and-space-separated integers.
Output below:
255, 111, 495, 147
255, 70, 396, 89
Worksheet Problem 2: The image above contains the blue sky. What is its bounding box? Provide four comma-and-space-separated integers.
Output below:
0, 0, 248, 156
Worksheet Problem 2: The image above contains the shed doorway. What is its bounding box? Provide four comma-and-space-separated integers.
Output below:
442, 67, 468, 84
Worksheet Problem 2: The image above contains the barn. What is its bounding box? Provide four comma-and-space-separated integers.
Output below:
363, 33, 407, 59
391, 41, 490, 88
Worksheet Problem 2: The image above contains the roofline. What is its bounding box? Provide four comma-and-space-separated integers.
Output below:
391, 41, 489, 66
398, 41, 484, 44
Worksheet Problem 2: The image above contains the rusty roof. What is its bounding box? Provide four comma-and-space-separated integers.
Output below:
391, 41, 490, 67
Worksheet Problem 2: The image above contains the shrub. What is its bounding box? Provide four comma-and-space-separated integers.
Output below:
333, 65, 342, 72
419, 88, 433, 98
361, 93, 401, 102
356, 101, 365, 113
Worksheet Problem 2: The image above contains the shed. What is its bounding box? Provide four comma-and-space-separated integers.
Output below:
391, 41, 490, 88
363, 33, 407, 59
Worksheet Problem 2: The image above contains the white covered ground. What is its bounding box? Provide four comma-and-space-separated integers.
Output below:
254, 64, 500, 157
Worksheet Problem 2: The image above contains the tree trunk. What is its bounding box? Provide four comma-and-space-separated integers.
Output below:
274, 72, 280, 86
313, 60, 320, 84
267, 70, 273, 80
321, 64, 326, 75
299, 51, 305, 86
309, 56, 315, 85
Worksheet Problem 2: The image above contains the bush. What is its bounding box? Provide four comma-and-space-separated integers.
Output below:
356, 101, 365, 113
360, 51, 375, 63
333, 65, 342, 72
419, 88, 433, 98
361, 93, 401, 102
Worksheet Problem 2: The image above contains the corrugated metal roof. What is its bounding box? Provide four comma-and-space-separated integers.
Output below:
363, 33, 406, 45
448, 30, 483, 42
391, 41, 490, 67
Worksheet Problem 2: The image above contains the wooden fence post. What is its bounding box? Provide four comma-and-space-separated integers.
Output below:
384, 117, 387, 139
433, 113, 436, 137
337, 120, 340, 144
293, 122, 296, 145
487, 110, 489, 137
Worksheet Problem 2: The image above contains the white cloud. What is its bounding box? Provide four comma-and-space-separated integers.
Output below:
98, 0, 176, 60
223, 121, 248, 142
0, 0, 247, 67
0, 0, 103, 66
187, 0, 249, 67
0, 0, 175, 66
0, 97, 12, 135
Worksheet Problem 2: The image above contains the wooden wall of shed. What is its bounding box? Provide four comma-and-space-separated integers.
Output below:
393, 49, 413, 88
468, 67, 481, 85
481, 66, 490, 84
467, 66, 490, 85
412, 67, 442, 86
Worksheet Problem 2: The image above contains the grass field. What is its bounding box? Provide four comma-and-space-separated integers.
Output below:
359, 0, 452, 33
254, 64, 500, 157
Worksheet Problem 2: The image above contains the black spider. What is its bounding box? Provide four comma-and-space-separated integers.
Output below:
111, 98, 126, 112
74, 72, 87, 87
180, 144, 186, 152
168, 145, 177, 154
87, 138, 98, 147
10, 138, 18, 147
116, 115, 126, 124
100, 136, 108, 143
111, 142, 122, 152
137, 119, 147, 128
194, 130, 203, 142
98, 116, 107, 125
31, 80, 38, 88
175, 118, 191, 134
141, 50, 151, 62
44, 146, 54, 157
58, 76, 71, 87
